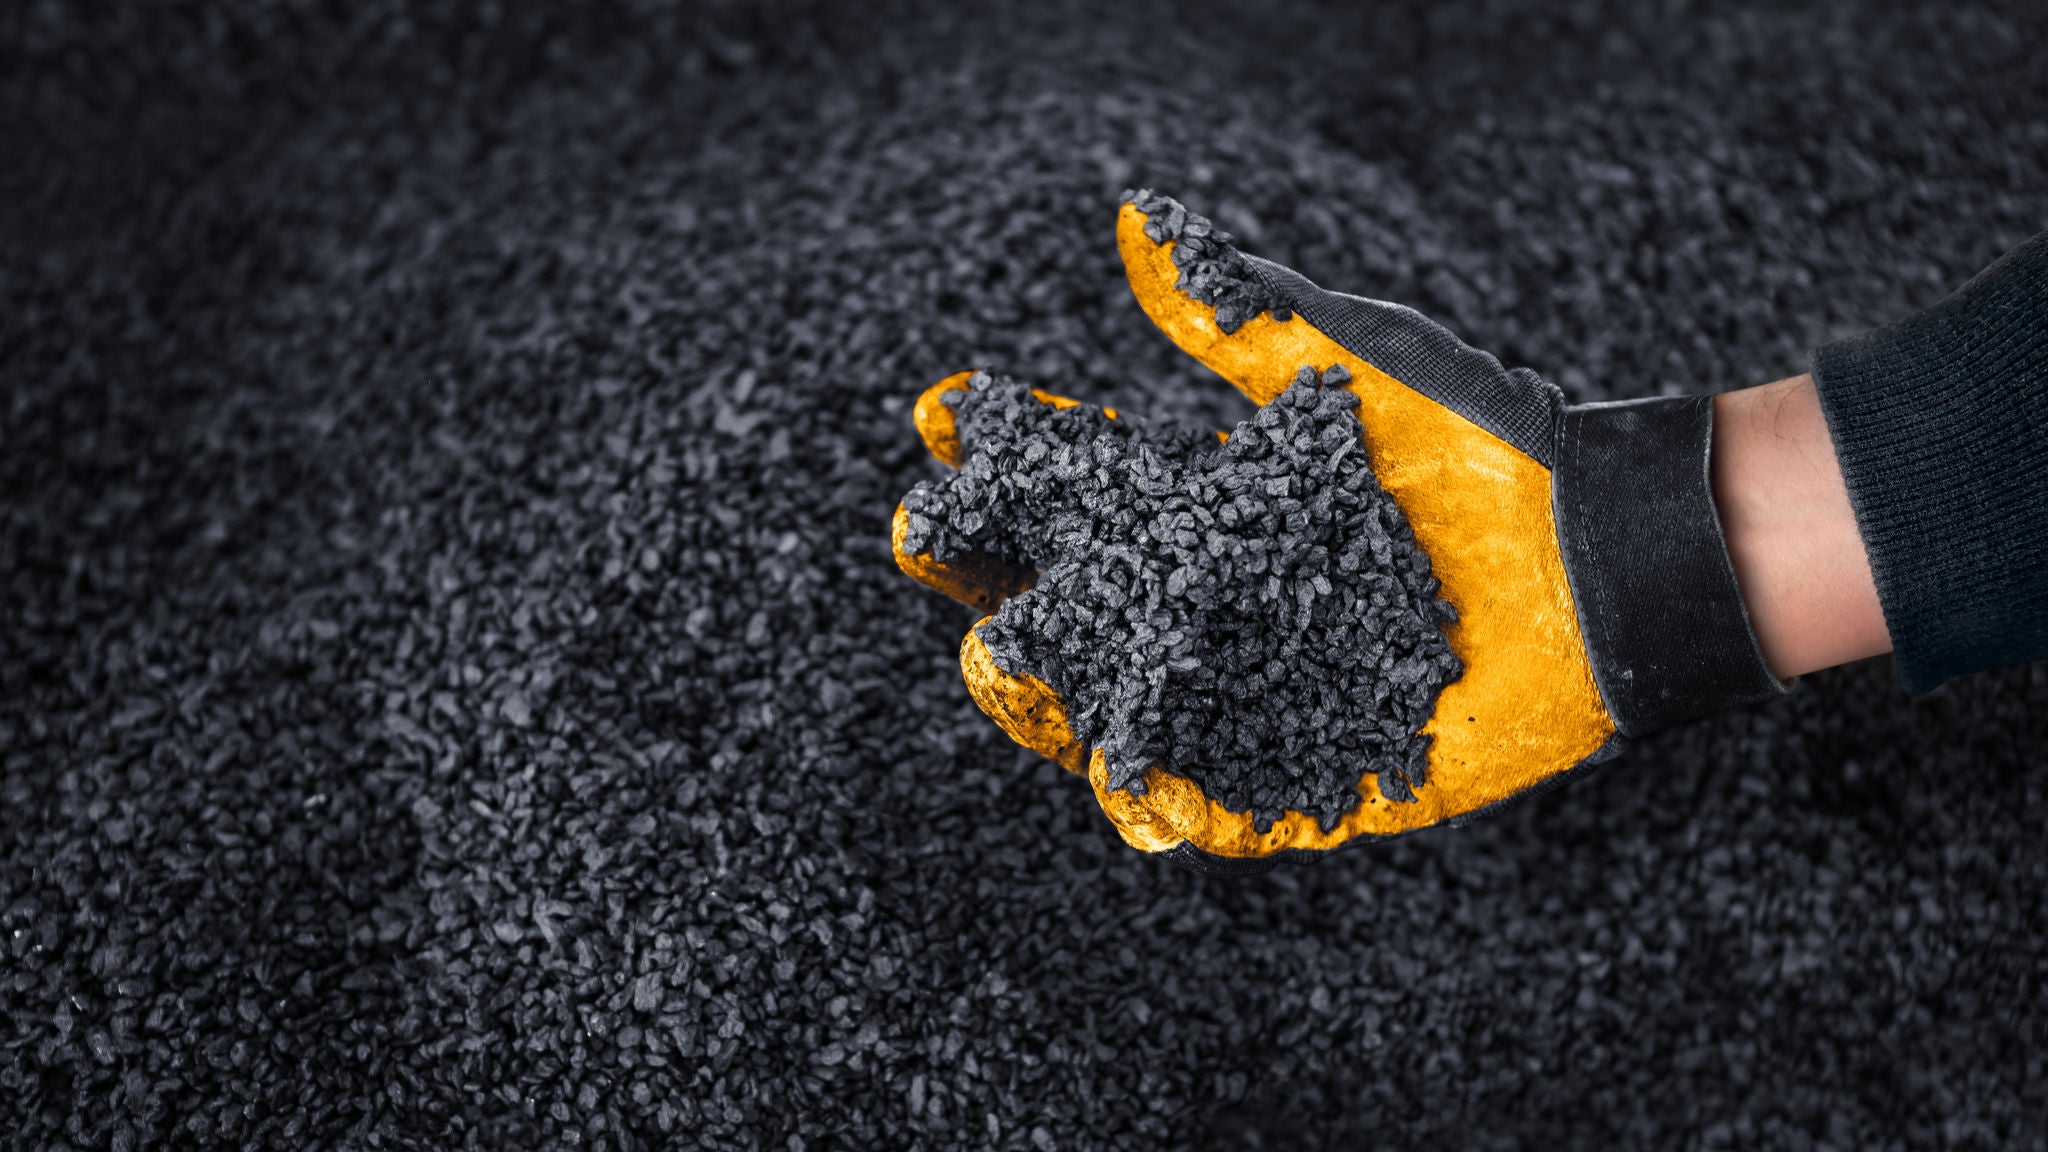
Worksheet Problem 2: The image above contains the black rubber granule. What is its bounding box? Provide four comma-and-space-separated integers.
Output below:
1122, 188, 1290, 333
902, 369, 1462, 831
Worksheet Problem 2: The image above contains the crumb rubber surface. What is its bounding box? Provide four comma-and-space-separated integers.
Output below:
5, 1, 2048, 1148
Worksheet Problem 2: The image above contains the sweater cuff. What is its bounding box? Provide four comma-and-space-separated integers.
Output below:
1811, 231, 2048, 693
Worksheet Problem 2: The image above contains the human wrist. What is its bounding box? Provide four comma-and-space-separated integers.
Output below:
1710, 374, 1891, 678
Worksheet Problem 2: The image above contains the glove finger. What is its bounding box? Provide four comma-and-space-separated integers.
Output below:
1117, 198, 1325, 406
896, 371, 1120, 609
1091, 754, 1449, 860
912, 370, 1111, 468
891, 501, 1036, 611
1117, 195, 1557, 464
958, 621, 1087, 773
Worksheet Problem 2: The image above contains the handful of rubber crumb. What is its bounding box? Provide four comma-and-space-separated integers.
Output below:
900, 370, 1462, 832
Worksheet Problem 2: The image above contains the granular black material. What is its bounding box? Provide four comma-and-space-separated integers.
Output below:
6, 1, 2048, 1149
1123, 188, 1290, 333
902, 368, 1460, 829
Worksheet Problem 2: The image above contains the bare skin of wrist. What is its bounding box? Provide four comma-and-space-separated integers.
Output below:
1710, 374, 1891, 678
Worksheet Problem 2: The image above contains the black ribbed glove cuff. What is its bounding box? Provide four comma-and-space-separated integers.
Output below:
1553, 396, 1785, 735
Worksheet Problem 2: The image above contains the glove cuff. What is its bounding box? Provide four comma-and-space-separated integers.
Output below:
1553, 396, 1786, 735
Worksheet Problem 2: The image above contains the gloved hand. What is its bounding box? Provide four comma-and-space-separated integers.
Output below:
894, 191, 1784, 871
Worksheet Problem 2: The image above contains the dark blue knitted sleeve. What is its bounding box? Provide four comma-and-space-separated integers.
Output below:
1811, 231, 2048, 692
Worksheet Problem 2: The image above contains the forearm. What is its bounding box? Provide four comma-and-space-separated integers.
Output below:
1711, 373, 1890, 678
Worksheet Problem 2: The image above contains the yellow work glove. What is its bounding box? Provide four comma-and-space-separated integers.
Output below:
894, 191, 1784, 872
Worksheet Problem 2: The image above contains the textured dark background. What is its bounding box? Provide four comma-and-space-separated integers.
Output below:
5, 2, 2047, 1148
